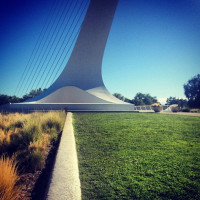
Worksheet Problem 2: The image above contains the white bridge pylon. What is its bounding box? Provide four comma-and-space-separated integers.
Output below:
9, 0, 135, 112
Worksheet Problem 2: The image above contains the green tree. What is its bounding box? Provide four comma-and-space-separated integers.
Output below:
22, 88, 44, 101
0, 94, 10, 105
132, 93, 157, 106
113, 93, 125, 101
184, 74, 200, 108
166, 96, 188, 108
113, 93, 132, 103
124, 97, 132, 103
0, 88, 45, 105
0, 95, 21, 105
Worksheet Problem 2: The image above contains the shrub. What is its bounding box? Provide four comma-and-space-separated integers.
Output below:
41, 114, 63, 144
22, 124, 42, 146
6, 120, 24, 132
151, 103, 161, 106
0, 129, 18, 155
11, 120, 24, 130
190, 109, 200, 113
2, 131, 22, 156
151, 103, 162, 112
41, 118, 61, 133
170, 104, 179, 112
18, 141, 47, 172
28, 149, 45, 171
0, 124, 6, 130
0, 129, 6, 144
181, 107, 190, 112
29, 134, 50, 152
0, 155, 22, 200
49, 128, 59, 144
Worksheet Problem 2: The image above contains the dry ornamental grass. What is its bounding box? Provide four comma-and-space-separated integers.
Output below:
0, 155, 22, 200
0, 111, 66, 199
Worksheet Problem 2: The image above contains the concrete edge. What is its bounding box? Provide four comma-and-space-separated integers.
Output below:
46, 112, 81, 200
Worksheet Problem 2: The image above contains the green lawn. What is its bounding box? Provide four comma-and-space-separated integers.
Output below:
73, 113, 200, 200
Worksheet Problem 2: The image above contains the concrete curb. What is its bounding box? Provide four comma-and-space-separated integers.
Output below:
47, 112, 81, 200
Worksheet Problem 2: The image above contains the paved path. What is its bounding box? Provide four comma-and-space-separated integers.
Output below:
160, 112, 200, 117
47, 112, 81, 200
139, 110, 200, 117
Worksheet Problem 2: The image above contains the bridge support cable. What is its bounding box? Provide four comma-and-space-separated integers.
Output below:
21, 0, 69, 96
26, 0, 77, 94
33, 0, 80, 92
14, 0, 57, 97
40, 0, 89, 90
18, 0, 67, 97
16, 0, 90, 98
45, 1, 90, 88
46, 27, 81, 89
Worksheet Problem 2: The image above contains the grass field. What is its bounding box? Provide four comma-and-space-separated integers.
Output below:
73, 113, 200, 200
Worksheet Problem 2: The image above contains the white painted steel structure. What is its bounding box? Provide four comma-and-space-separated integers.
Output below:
5, 0, 134, 112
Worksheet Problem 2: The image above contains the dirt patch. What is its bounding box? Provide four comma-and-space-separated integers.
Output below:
17, 172, 41, 200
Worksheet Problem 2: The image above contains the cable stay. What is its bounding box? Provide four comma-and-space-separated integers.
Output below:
23, 0, 73, 95
39, 0, 89, 90
14, 0, 57, 97
45, 1, 90, 89
18, 0, 66, 97
16, 0, 90, 97
31, 0, 78, 92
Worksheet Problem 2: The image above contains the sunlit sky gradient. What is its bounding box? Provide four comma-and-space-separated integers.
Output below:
0, 0, 200, 103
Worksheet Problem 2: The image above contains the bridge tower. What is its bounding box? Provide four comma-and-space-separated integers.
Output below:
8, 0, 134, 111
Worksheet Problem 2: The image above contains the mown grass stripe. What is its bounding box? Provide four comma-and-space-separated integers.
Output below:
73, 113, 200, 200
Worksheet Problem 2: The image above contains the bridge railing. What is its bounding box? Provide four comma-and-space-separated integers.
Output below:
134, 105, 170, 111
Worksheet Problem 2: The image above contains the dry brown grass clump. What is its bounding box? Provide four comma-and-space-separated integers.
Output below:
0, 111, 66, 171
0, 113, 24, 129
0, 111, 66, 199
0, 113, 26, 145
0, 155, 22, 200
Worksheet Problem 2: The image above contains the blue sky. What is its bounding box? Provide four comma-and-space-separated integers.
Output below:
0, 0, 200, 104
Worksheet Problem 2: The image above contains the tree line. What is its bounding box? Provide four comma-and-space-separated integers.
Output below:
0, 88, 44, 105
114, 92, 188, 108
0, 74, 199, 108
113, 74, 200, 109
